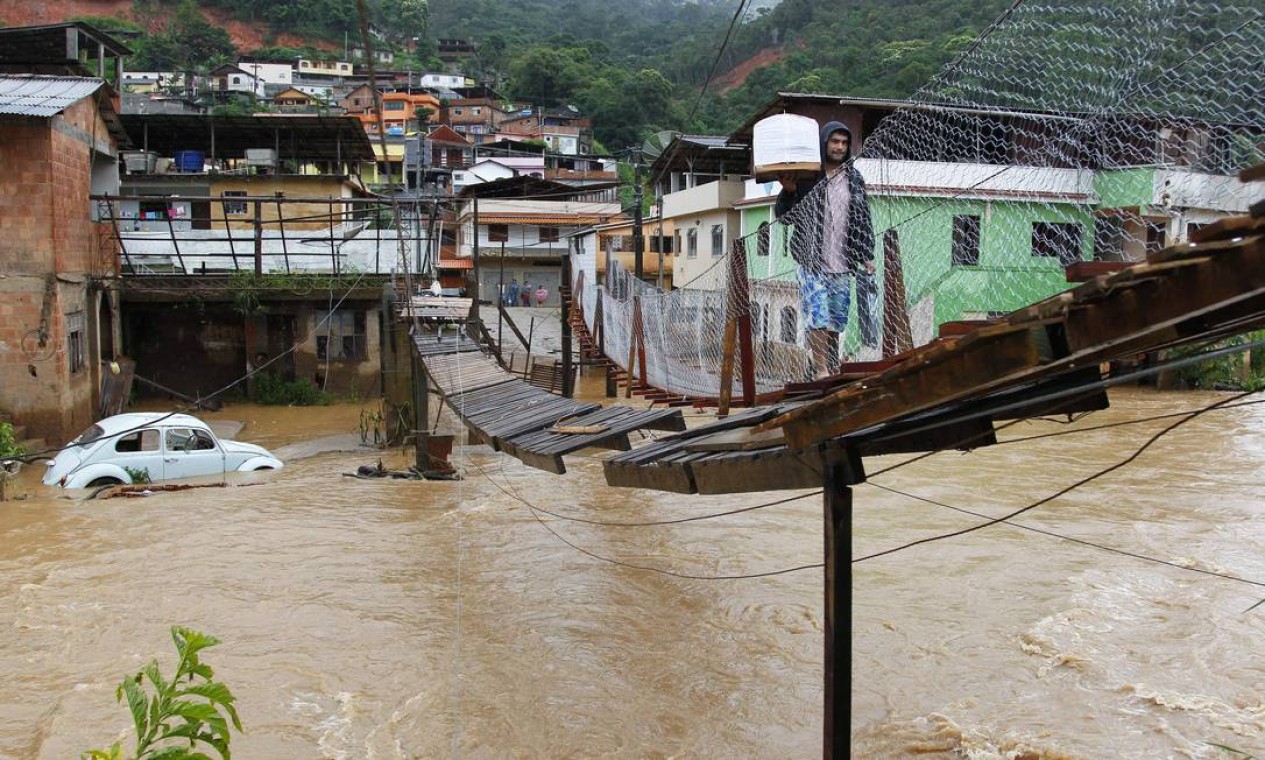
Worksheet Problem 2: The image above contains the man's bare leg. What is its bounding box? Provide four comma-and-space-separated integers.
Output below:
807, 328, 839, 379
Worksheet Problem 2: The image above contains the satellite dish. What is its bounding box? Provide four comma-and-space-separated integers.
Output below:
641, 129, 679, 161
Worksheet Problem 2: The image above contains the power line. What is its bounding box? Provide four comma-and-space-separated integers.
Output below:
686, 0, 752, 126
867, 481, 1265, 594
853, 390, 1256, 564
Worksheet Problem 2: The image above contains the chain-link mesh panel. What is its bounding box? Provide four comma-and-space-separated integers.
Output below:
586, 0, 1262, 398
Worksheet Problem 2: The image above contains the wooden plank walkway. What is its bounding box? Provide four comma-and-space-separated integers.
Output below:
412, 326, 686, 474
499, 405, 686, 474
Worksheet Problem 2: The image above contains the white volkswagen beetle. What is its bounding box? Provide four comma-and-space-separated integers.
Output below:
43, 412, 283, 489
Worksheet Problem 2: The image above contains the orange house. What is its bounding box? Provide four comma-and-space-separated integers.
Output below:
359, 91, 440, 135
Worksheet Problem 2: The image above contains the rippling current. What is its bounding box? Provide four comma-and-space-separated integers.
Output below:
1, 385, 1264, 758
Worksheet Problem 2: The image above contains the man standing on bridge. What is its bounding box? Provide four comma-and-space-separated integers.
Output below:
775, 120, 875, 379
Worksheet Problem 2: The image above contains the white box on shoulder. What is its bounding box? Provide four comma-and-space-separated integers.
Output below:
752, 114, 820, 182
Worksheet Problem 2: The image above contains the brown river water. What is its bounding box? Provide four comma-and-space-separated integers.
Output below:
2, 383, 1264, 758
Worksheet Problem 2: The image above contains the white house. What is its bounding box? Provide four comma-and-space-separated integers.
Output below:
236, 61, 293, 88
452, 157, 546, 193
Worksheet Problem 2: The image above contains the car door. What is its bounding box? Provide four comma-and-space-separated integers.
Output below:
163, 426, 226, 480
110, 427, 165, 483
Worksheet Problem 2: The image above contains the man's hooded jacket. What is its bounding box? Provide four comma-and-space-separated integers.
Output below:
773, 120, 875, 274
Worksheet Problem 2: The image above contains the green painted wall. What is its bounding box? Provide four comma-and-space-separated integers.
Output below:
740, 193, 1093, 347
1095, 168, 1155, 209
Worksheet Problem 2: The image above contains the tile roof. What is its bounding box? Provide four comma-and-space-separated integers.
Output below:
0, 75, 104, 117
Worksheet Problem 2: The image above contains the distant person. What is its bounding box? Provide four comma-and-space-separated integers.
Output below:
520, 282, 532, 307
507, 278, 520, 307
430, 279, 443, 297
774, 120, 874, 378
535, 284, 548, 307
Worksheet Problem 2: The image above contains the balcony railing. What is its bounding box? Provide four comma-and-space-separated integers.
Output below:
93, 195, 441, 276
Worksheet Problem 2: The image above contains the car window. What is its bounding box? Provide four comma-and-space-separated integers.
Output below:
165, 428, 216, 452
71, 424, 105, 446
115, 429, 160, 453
166, 428, 192, 452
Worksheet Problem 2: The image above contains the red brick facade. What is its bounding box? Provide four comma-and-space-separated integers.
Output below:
0, 96, 119, 444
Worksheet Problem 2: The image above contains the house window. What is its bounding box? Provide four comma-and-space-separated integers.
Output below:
757, 221, 770, 256
473, 106, 481, 115
538, 226, 560, 243
951, 215, 981, 266
488, 224, 509, 242
1032, 222, 1083, 266
385, 101, 406, 111
221, 191, 247, 215
138, 200, 171, 220
453, 107, 464, 115
780, 306, 798, 343
686, 228, 698, 258
711, 224, 724, 257
316, 310, 367, 361
66, 310, 85, 374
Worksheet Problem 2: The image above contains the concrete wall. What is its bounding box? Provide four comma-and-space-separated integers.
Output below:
125, 298, 383, 403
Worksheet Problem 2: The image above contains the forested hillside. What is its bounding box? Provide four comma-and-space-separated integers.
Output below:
18, 0, 1016, 148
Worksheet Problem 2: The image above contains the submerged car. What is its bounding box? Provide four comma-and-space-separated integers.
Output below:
43, 412, 283, 488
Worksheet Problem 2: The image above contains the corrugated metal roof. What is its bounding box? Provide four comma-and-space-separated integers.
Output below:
0, 75, 103, 117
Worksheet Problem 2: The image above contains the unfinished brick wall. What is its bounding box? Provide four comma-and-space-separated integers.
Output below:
0, 100, 111, 444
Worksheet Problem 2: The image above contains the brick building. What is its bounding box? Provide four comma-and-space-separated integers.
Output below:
0, 23, 129, 444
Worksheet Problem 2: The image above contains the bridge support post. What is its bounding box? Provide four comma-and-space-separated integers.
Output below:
823, 462, 851, 760
561, 253, 574, 397
411, 336, 430, 472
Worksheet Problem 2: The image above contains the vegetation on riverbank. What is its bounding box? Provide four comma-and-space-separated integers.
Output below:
0, 423, 23, 459
1171, 331, 1265, 391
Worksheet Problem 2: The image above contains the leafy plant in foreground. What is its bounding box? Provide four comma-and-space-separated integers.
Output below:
82, 627, 242, 760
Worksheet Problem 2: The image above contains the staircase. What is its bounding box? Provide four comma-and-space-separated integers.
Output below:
562, 285, 695, 407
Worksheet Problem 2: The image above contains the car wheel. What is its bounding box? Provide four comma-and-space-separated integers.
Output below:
87, 477, 124, 487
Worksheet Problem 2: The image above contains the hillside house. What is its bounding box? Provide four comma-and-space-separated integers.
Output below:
106, 113, 403, 401
456, 177, 623, 307
209, 63, 262, 101
499, 105, 593, 155
443, 85, 509, 145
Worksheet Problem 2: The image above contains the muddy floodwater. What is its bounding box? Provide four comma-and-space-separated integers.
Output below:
2, 385, 1264, 758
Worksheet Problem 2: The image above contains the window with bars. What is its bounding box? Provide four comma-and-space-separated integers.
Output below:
488, 224, 509, 242
1031, 222, 1084, 266
951, 215, 981, 266
757, 221, 770, 256
711, 224, 724, 257
222, 191, 247, 215
316, 310, 367, 361
538, 226, 559, 243
66, 311, 85, 374
780, 306, 798, 343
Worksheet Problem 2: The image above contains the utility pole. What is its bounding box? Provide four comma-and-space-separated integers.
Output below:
632, 150, 644, 281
